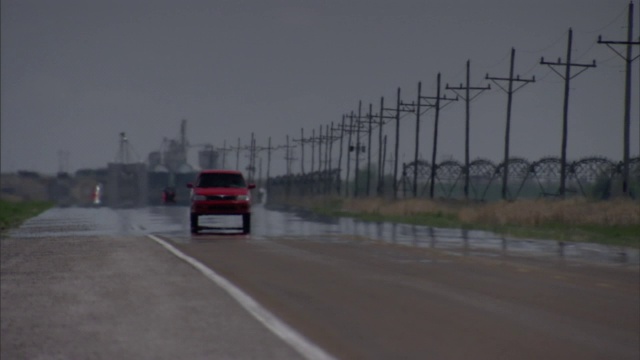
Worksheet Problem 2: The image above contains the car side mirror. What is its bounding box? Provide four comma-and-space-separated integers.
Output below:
248, 184, 256, 189
187, 183, 194, 189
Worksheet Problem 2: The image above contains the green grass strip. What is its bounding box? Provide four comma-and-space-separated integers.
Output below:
0, 200, 53, 232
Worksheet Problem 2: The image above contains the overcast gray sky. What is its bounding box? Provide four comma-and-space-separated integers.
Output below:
2, 0, 639, 176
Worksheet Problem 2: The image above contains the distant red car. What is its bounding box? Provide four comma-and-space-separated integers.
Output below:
187, 170, 255, 234
162, 186, 176, 204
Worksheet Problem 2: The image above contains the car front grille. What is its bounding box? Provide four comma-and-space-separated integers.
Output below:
208, 204, 242, 212
206, 195, 236, 201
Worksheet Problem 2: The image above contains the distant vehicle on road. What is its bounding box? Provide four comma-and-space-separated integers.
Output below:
187, 170, 255, 234
92, 183, 103, 206
162, 186, 176, 204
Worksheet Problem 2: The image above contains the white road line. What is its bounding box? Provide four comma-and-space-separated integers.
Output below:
147, 234, 335, 360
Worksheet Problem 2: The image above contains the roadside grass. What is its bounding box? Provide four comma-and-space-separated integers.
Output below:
299, 196, 640, 248
0, 199, 53, 232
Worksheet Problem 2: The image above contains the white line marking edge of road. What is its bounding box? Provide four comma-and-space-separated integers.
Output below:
147, 234, 336, 360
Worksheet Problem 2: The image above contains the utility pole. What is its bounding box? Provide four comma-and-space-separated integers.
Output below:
258, 157, 263, 189
285, 135, 292, 196
217, 140, 233, 169
234, 135, 262, 181
337, 115, 346, 195
267, 137, 272, 190
251, 140, 281, 186
339, 110, 367, 197
328, 122, 334, 171
487, 48, 536, 200
423, 73, 457, 199
221, 140, 227, 168
402, 75, 459, 198
354, 101, 363, 197
352, 102, 373, 197
252, 133, 257, 182
263, 138, 285, 192
400, 80, 455, 198
325, 123, 335, 194
328, 121, 339, 172
346, 112, 354, 197
542, 28, 596, 197
377, 97, 396, 196
299, 128, 305, 174
598, 2, 640, 196
284, 135, 297, 176
384, 88, 413, 198
393, 88, 401, 199
378, 97, 385, 195
382, 135, 388, 190
253, 133, 257, 181
413, 82, 422, 198
367, 103, 374, 196
318, 124, 323, 174
247, 132, 256, 183
446, 60, 491, 200
324, 122, 333, 171
311, 129, 316, 173
399, 82, 422, 198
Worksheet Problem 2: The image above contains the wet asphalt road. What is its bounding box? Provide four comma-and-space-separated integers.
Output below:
2, 204, 639, 359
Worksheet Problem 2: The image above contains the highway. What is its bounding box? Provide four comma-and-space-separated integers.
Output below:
2, 205, 639, 359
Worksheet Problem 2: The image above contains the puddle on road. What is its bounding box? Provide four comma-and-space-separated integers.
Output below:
6, 204, 638, 266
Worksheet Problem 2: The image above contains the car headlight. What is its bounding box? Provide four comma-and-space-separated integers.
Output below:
192, 194, 207, 201
236, 195, 250, 201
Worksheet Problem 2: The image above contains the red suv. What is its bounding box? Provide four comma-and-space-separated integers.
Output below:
187, 170, 255, 234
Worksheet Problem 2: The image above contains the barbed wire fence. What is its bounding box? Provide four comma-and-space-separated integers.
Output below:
265, 156, 639, 204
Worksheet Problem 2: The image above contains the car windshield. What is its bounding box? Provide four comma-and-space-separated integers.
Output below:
197, 173, 246, 188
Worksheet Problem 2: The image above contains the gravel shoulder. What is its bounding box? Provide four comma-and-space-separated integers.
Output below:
0, 234, 303, 360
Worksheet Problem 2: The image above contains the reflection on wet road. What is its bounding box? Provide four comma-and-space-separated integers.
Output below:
10, 204, 639, 265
